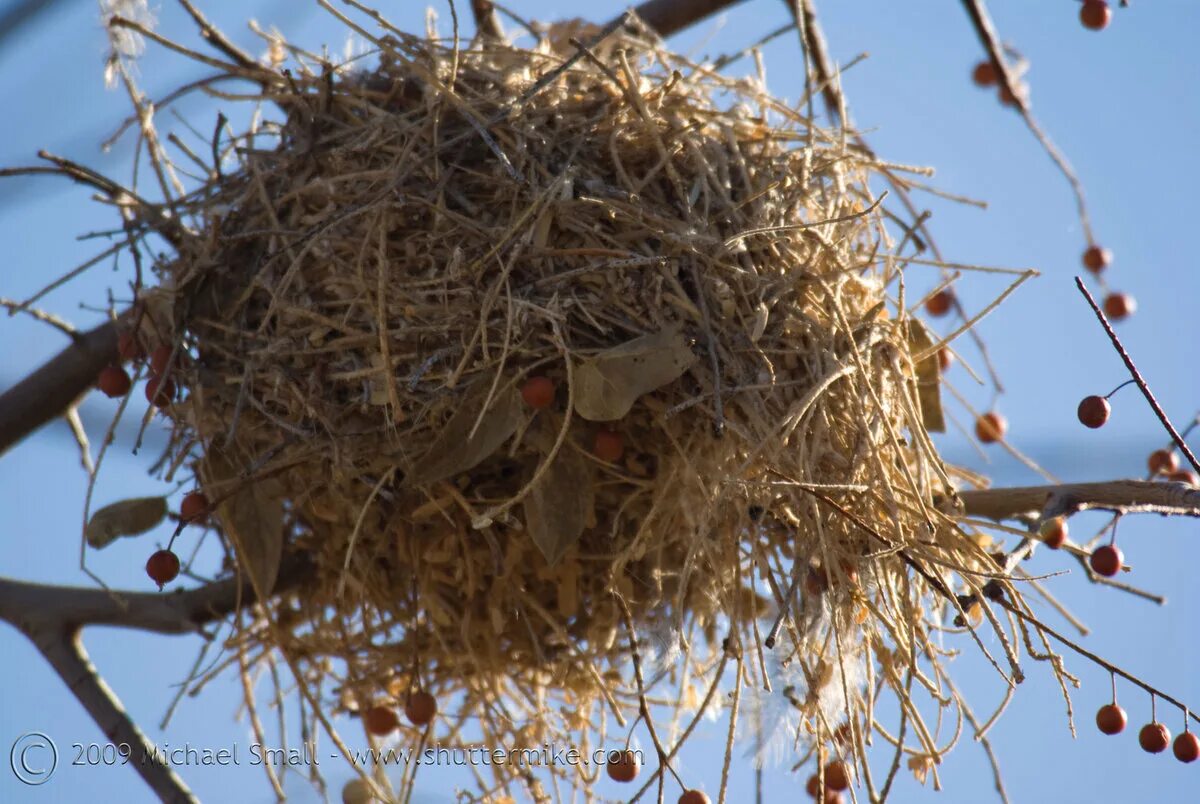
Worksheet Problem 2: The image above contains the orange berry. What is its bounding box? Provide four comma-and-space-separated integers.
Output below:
1040, 517, 1068, 550
937, 348, 953, 373
804, 564, 829, 597
1167, 469, 1199, 487
1082, 245, 1112, 274
925, 289, 954, 317
606, 749, 639, 783
520, 376, 556, 409
404, 691, 437, 727
150, 344, 174, 375
97, 365, 132, 398
975, 411, 1007, 444
1096, 703, 1127, 735
146, 549, 180, 589
678, 791, 710, 804
593, 429, 625, 463
1077, 395, 1111, 429
1173, 731, 1200, 763
1103, 292, 1136, 321
824, 760, 851, 792
1089, 545, 1123, 577
145, 375, 176, 407
972, 61, 997, 87
180, 492, 210, 524
1080, 0, 1112, 31
806, 774, 822, 798
1148, 449, 1179, 476
363, 705, 399, 736
1139, 722, 1171, 754
117, 331, 143, 362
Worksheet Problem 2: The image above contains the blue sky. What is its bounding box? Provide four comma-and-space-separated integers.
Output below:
1, 2, 1197, 802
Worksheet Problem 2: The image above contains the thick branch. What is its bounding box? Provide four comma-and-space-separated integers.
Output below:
958, 480, 1200, 523
0, 557, 311, 803
629, 0, 750, 38
470, 0, 503, 40
0, 319, 118, 456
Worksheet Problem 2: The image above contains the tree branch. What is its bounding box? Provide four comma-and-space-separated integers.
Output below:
470, 0, 503, 40
0, 557, 312, 802
0, 319, 119, 457
628, 0, 750, 38
958, 480, 1200, 523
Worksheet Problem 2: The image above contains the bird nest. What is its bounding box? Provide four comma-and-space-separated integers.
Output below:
95, 5, 1008, 800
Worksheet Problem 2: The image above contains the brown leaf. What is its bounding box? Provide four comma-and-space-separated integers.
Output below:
573, 327, 697, 421
524, 422, 593, 566
202, 443, 284, 597
906, 320, 945, 433
86, 496, 168, 549
406, 384, 524, 486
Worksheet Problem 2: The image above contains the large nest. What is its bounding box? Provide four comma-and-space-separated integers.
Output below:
106, 6, 1002, 798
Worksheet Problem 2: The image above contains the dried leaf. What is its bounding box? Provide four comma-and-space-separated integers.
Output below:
573, 327, 697, 421
202, 444, 284, 596
406, 384, 523, 486
906, 320, 945, 433
524, 443, 593, 566
86, 496, 168, 549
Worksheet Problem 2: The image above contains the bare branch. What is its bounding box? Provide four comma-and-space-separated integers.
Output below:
958, 480, 1200, 523
625, 0, 750, 38
0, 319, 119, 457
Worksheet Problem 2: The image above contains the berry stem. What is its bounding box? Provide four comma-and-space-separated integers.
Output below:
1102, 379, 1136, 400
1076, 277, 1200, 475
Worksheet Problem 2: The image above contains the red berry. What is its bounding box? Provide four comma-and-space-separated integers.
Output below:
97, 365, 132, 398
404, 691, 437, 726
1103, 292, 1136, 321
606, 749, 639, 783
1139, 722, 1171, 754
145, 375, 176, 407
824, 760, 851, 792
520, 376, 556, 409
805, 774, 822, 798
678, 791, 710, 804
1089, 545, 1123, 577
975, 411, 1007, 444
593, 429, 625, 463
180, 492, 209, 524
117, 331, 143, 362
1080, 0, 1112, 31
998, 83, 1025, 108
972, 61, 998, 87
1173, 731, 1200, 763
1148, 449, 1179, 476
1096, 703, 1127, 735
1040, 517, 1068, 550
363, 705, 399, 736
150, 344, 174, 375
804, 565, 829, 597
937, 348, 953, 373
145, 549, 181, 589
1077, 395, 1111, 429
1167, 469, 1199, 487
1082, 245, 1112, 274
925, 289, 954, 317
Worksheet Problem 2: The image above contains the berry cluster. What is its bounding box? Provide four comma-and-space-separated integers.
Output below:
1095, 700, 1199, 763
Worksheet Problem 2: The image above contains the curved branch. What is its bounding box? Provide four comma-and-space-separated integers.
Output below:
958, 480, 1200, 523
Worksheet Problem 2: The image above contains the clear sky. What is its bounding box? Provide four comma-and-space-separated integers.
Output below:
1, 2, 1197, 803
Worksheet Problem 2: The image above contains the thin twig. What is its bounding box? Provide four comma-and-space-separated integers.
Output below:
1075, 276, 1200, 474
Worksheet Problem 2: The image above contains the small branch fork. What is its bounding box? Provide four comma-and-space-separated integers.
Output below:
0, 558, 310, 804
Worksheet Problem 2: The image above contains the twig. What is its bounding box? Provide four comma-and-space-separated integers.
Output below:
1075, 277, 1200, 474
